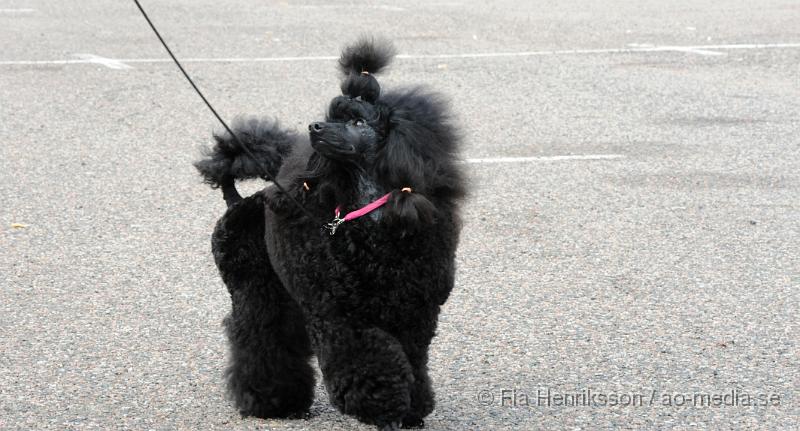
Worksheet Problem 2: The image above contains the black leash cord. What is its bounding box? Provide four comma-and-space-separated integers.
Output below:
132, 0, 316, 220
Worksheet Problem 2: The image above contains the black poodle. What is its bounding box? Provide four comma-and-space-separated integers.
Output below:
195, 37, 465, 431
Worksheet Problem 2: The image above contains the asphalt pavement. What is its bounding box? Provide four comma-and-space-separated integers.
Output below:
1, 1, 798, 429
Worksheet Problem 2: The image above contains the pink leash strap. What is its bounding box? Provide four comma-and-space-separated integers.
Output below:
326, 192, 392, 235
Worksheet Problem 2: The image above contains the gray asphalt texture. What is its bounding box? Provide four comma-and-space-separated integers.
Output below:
1, 1, 799, 430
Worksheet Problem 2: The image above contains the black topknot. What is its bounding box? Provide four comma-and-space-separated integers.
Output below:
338, 36, 397, 75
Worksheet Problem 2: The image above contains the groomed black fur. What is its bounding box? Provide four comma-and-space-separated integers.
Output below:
197, 37, 465, 430
338, 37, 396, 103
337, 35, 396, 75
213, 194, 315, 418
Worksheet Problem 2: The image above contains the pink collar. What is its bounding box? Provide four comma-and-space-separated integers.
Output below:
325, 192, 391, 235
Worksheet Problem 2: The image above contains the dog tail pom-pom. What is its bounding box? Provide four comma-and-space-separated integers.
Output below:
194, 117, 295, 188
338, 36, 397, 75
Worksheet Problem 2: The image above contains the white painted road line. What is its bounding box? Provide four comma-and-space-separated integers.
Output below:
664, 47, 727, 56
1, 43, 798, 67
0, 8, 36, 13
295, 5, 405, 11
0, 56, 339, 66
0, 59, 88, 65
627, 43, 725, 56
124, 55, 339, 64
466, 154, 625, 164
73, 54, 133, 70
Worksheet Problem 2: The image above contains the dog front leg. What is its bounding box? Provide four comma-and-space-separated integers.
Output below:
315, 324, 414, 430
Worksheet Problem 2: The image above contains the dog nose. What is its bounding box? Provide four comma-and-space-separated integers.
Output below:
309, 122, 323, 132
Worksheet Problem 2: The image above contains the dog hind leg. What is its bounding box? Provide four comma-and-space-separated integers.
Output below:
212, 195, 315, 418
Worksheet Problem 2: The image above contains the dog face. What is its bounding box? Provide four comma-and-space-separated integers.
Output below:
308, 96, 383, 164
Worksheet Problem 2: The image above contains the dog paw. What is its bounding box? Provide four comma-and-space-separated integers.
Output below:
286, 410, 312, 420
401, 416, 424, 428
234, 387, 310, 419
378, 421, 401, 431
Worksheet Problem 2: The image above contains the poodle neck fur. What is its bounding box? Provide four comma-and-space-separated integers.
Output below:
355, 174, 384, 220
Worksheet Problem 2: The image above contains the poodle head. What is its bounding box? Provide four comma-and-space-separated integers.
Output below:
307, 36, 394, 165
306, 37, 465, 231
308, 95, 384, 164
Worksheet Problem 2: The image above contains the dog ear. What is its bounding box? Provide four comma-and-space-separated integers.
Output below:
376, 113, 442, 233
384, 190, 437, 234
376, 114, 428, 187
375, 89, 466, 232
